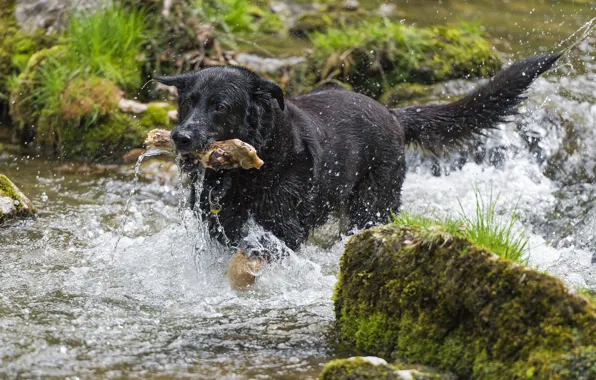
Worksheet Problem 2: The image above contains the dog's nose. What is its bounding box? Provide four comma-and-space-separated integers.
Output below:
171, 130, 192, 150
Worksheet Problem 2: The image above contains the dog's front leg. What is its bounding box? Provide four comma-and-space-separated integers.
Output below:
227, 227, 293, 290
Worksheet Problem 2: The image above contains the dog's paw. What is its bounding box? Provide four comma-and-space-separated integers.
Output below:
227, 250, 266, 291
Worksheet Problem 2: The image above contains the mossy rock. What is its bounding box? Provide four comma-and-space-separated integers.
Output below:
320, 357, 454, 380
59, 77, 122, 122
60, 101, 174, 162
290, 13, 332, 36
335, 224, 596, 379
59, 111, 161, 161
9, 46, 68, 145
290, 10, 367, 37
0, 0, 56, 100
10, 52, 172, 161
309, 21, 501, 98
378, 83, 437, 107
0, 174, 35, 223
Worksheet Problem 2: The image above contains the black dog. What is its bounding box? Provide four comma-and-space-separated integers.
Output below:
157, 52, 560, 286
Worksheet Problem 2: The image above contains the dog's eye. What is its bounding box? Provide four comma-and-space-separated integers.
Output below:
215, 104, 227, 113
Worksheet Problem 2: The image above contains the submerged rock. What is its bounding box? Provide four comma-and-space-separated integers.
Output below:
0, 174, 35, 222
335, 224, 596, 379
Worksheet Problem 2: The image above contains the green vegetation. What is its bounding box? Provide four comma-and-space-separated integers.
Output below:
378, 83, 436, 107
2, 0, 505, 161
321, 358, 400, 380
0, 0, 56, 101
309, 20, 502, 97
320, 358, 453, 380
393, 190, 529, 263
60, 112, 155, 160
8, 2, 158, 160
195, 0, 283, 35
64, 3, 146, 93
290, 9, 365, 37
0, 174, 35, 222
334, 219, 596, 379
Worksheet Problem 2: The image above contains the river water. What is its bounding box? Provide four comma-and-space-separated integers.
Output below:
1, 2, 596, 379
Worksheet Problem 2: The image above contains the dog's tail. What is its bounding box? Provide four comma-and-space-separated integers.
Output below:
390, 52, 562, 154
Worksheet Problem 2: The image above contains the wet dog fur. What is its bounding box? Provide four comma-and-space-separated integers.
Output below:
157, 52, 561, 264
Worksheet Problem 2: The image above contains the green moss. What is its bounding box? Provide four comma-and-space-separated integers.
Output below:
138, 104, 172, 129
291, 9, 369, 37
378, 83, 436, 107
60, 112, 154, 161
334, 224, 596, 379
9, 46, 162, 160
320, 357, 454, 380
9, 46, 69, 138
290, 13, 333, 37
0, 1, 56, 100
9, 46, 69, 145
59, 77, 122, 122
7, 2, 151, 159
309, 20, 501, 98
321, 358, 400, 380
0, 174, 35, 222
0, 175, 22, 212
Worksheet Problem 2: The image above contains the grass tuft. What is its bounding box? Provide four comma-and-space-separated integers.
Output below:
392, 189, 530, 263
65, 1, 146, 92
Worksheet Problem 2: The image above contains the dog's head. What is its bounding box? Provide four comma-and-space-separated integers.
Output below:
156, 67, 285, 158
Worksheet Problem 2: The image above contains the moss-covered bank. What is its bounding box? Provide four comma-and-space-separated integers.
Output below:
0, 174, 35, 222
0, 0, 56, 104
6, 2, 177, 161
9, 46, 174, 160
334, 223, 596, 379
309, 21, 502, 98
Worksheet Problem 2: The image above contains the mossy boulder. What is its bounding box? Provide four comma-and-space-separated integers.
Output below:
0, 0, 56, 101
9, 46, 68, 145
59, 77, 122, 122
320, 357, 454, 380
290, 13, 333, 36
59, 93, 174, 161
0, 174, 35, 223
378, 83, 438, 107
335, 223, 596, 379
290, 10, 366, 37
309, 21, 501, 98
10, 51, 173, 161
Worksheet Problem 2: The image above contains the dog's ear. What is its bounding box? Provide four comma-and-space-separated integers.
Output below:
155, 72, 194, 89
255, 78, 285, 111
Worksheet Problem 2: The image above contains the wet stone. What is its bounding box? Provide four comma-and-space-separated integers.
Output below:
0, 174, 35, 222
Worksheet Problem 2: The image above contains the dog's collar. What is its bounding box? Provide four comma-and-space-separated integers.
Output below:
208, 188, 222, 215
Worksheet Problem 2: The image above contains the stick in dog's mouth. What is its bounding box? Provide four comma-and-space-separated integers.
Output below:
144, 129, 264, 171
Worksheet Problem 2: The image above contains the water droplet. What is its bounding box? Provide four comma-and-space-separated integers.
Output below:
41, 192, 48, 202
